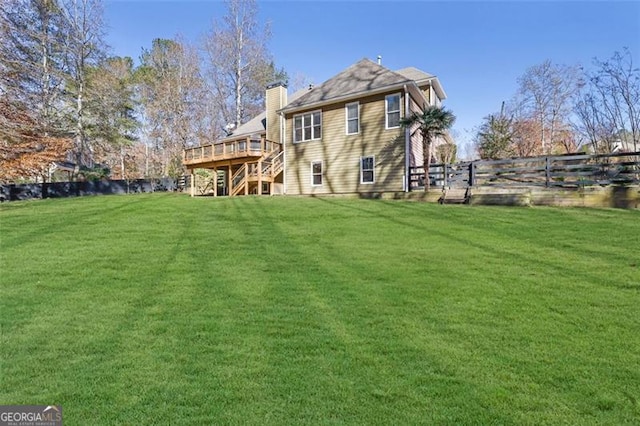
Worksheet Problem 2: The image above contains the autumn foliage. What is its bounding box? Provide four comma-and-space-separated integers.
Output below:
0, 100, 72, 182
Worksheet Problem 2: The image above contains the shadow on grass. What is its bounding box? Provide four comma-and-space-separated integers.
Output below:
231, 196, 516, 424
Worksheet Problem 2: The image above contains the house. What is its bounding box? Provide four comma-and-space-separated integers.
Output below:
183, 58, 450, 196
582, 137, 639, 155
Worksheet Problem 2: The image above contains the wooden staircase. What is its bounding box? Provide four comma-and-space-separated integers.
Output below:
439, 187, 470, 204
230, 164, 248, 196
229, 150, 284, 196
261, 151, 284, 177
439, 164, 471, 204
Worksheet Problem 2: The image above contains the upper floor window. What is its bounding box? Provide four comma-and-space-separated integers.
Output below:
345, 102, 359, 135
385, 93, 401, 129
361, 156, 375, 184
294, 111, 322, 143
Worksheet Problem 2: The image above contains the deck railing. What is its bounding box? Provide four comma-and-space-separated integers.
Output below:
184, 137, 281, 165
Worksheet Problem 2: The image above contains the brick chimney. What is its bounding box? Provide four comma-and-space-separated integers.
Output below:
265, 82, 287, 143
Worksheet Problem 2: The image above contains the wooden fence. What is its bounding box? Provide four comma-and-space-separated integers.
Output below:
410, 152, 640, 190
1, 178, 177, 202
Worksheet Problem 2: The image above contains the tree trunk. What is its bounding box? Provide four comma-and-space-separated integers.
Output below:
120, 145, 125, 179
76, 79, 85, 165
234, 17, 243, 128
423, 134, 431, 192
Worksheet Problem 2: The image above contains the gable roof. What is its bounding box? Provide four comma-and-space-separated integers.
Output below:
222, 88, 308, 141
280, 58, 415, 113
280, 58, 446, 114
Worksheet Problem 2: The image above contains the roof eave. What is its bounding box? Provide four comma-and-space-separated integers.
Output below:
414, 76, 447, 101
431, 78, 447, 101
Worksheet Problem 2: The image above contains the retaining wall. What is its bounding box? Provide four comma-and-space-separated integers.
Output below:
469, 186, 640, 209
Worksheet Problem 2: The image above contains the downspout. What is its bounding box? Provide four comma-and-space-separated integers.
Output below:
404, 85, 410, 192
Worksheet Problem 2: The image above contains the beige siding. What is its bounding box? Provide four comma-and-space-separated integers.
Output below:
266, 84, 286, 143
285, 92, 406, 195
408, 96, 423, 168
422, 87, 431, 105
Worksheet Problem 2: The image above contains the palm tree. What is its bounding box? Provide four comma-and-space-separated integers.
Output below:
401, 105, 455, 192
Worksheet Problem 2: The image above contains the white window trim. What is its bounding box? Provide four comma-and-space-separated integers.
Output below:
360, 155, 375, 184
345, 102, 360, 135
311, 160, 323, 187
293, 110, 322, 143
385, 93, 401, 129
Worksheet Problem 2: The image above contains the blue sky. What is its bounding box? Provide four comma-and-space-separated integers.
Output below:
104, 1, 640, 155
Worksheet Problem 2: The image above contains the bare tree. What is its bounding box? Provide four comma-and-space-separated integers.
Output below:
289, 71, 314, 92
60, 0, 106, 167
516, 60, 581, 154
203, 0, 282, 130
0, 0, 76, 181
511, 118, 543, 157
138, 37, 207, 178
0, 0, 70, 136
573, 92, 618, 153
574, 48, 639, 153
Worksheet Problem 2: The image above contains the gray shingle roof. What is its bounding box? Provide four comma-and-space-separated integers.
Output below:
395, 67, 434, 82
281, 58, 413, 112
228, 111, 266, 138
224, 88, 309, 140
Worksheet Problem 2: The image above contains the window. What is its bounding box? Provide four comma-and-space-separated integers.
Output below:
294, 111, 322, 143
346, 102, 359, 135
311, 161, 323, 186
361, 156, 375, 184
385, 93, 401, 129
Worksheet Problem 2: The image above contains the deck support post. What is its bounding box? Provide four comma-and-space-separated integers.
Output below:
213, 168, 218, 197
190, 169, 195, 197
244, 165, 248, 195
258, 161, 263, 195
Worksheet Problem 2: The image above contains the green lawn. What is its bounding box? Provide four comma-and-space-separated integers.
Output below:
1, 193, 639, 425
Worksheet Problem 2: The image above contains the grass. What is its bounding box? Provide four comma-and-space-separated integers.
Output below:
1, 193, 639, 425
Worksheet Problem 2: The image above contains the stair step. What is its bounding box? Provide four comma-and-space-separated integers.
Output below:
439, 188, 470, 205
441, 198, 468, 204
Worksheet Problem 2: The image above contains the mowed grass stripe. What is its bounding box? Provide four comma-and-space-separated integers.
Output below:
1, 193, 639, 424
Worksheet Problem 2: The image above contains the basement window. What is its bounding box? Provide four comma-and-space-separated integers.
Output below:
361, 156, 375, 184
311, 161, 323, 186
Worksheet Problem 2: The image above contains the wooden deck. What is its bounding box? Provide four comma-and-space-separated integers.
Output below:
184, 137, 281, 168
183, 136, 284, 197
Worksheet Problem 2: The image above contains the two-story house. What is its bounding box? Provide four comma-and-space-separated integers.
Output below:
183, 58, 448, 197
